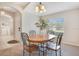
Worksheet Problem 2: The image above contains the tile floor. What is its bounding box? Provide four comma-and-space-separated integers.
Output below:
0, 43, 79, 56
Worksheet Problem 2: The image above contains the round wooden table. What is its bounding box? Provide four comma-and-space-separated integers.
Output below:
29, 34, 56, 43
28, 34, 56, 56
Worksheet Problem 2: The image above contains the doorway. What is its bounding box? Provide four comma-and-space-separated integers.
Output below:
0, 7, 21, 49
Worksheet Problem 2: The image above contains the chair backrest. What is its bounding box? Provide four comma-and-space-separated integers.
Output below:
29, 30, 36, 36
56, 33, 63, 45
21, 32, 29, 45
47, 30, 54, 35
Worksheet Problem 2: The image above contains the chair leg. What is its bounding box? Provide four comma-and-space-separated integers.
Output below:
23, 50, 25, 56
46, 42, 48, 56
55, 50, 57, 56
39, 50, 40, 56
38, 43, 40, 56
60, 49, 61, 56
29, 41, 31, 56
29, 52, 31, 56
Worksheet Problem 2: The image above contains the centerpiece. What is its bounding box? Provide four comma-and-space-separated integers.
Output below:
35, 16, 48, 35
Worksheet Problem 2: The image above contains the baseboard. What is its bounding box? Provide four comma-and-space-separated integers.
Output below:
62, 41, 79, 46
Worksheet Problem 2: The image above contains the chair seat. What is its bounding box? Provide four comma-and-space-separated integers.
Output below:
24, 44, 38, 53
48, 43, 60, 50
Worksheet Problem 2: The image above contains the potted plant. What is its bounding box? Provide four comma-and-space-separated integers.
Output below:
35, 16, 48, 34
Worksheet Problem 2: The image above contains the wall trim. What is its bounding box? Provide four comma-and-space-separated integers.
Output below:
62, 41, 79, 46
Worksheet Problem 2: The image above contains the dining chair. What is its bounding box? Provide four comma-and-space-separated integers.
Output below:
29, 30, 38, 44
47, 30, 55, 35
47, 33, 63, 56
21, 32, 38, 56
29, 30, 36, 36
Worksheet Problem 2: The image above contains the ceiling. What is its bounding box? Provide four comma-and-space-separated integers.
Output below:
23, 2, 79, 16
0, 2, 29, 13
1, 2, 79, 16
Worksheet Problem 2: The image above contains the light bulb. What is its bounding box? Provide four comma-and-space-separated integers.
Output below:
1, 11, 5, 15
40, 10, 43, 13
41, 5, 45, 9
35, 6, 39, 12
44, 9, 46, 12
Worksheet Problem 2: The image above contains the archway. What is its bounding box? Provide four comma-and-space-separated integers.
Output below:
0, 6, 22, 49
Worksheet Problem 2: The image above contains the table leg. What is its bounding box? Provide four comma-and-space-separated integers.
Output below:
29, 41, 31, 56
38, 43, 40, 56
43, 43, 45, 56
46, 42, 48, 56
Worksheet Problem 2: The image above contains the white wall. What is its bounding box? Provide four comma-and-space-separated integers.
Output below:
43, 8, 79, 46
22, 12, 39, 34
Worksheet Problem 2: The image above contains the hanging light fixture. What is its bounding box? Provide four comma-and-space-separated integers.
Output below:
35, 2, 46, 13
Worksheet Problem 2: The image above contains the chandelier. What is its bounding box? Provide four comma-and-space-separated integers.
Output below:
35, 2, 46, 13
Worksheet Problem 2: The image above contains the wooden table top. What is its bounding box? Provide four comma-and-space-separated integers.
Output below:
28, 34, 56, 43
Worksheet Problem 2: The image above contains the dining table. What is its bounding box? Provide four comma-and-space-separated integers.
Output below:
28, 34, 57, 56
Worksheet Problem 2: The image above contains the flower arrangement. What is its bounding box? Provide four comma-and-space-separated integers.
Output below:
35, 17, 48, 30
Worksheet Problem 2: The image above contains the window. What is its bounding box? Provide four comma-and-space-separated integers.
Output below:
48, 18, 64, 35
